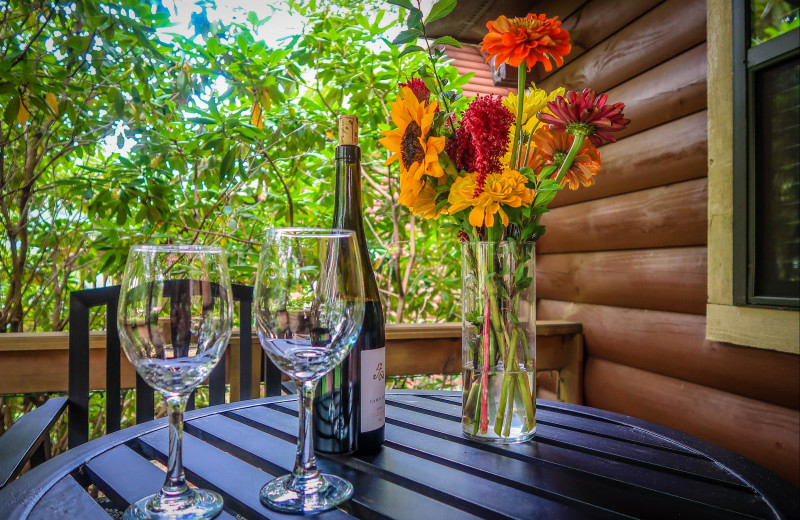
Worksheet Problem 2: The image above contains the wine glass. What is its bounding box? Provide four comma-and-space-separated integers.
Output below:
118, 245, 233, 520
254, 228, 365, 513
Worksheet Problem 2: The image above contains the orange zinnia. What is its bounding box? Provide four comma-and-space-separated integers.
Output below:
527, 128, 601, 190
481, 14, 571, 72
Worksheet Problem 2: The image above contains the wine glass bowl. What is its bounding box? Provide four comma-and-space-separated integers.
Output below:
118, 245, 233, 520
255, 228, 365, 513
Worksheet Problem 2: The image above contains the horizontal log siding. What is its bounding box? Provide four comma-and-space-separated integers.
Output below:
537, 247, 707, 314
538, 0, 707, 93
585, 358, 800, 486
530, 0, 662, 80
538, 299, 800, 410
537, 178, 708, 253
533, 0, 799, 485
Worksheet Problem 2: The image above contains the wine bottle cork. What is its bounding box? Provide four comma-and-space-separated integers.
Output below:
338, 115, 358, 146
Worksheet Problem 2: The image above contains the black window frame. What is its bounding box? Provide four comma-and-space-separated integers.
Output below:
732, 0, 800, 309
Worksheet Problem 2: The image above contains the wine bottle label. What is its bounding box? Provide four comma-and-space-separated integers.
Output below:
361, 346, 386, 432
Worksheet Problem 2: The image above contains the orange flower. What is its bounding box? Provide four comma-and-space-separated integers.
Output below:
448, 169, 534, 228
527, 128, 601, 190
481, 14, 571, 72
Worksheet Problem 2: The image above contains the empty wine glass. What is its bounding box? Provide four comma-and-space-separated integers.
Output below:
254, 228, 364, 513
118, 245, 233, 520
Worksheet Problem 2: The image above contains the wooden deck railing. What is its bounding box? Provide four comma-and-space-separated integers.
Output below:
0, 321, 583, 403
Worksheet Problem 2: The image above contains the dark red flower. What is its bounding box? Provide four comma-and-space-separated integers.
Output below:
538, 88, 630, 146
399, 77, 431, 104
445, 95, 514, 196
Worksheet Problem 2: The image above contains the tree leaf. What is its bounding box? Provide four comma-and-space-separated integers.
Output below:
250, 101, 262, 129
407, 8, 423, 31
432, 36, 461, 48
189, 116, 217, 125
16, 96, 29, 125
114, 90, 125, 117
425, 0, 457, 24
220, 148, 235, 180
392, 29, 421, 46
45, 92, 58, 116
386, 0, 415, 9
399, 45, 424, 58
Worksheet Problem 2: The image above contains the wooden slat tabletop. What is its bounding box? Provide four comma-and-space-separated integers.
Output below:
0, 391, 796, 519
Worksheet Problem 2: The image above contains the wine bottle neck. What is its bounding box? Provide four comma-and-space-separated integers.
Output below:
333, 144, 378, 300
333, 144, 364, 235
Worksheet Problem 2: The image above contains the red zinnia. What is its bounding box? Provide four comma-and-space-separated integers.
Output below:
481, 14, 571, 72
446, 96, 514, 196
538, 88, 630, 146
399, 77, 431, 105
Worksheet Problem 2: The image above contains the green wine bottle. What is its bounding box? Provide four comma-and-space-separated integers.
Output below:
313, 115, 386, 455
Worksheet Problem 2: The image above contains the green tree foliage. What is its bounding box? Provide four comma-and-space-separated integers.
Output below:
0, 0, 173, 331
1, 0, 466, 332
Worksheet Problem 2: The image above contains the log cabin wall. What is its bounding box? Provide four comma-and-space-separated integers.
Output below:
444, 0, 799, 486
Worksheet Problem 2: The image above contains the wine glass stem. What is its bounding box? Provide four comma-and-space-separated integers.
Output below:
290, 380, 321, 489
162, 393, 190, 498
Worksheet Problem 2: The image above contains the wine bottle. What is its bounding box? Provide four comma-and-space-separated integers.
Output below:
313, 115, 386, 455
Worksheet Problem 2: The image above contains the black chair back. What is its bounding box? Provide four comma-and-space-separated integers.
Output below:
68, 283, 280, 448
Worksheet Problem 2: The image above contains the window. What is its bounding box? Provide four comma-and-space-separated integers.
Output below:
732, 0, 800, 309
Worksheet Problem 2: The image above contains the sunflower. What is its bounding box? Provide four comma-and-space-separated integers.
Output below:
379, 86, 446, 208
448, 169, 534, 228
527, 128, 601, 190
481, 14, 571, 72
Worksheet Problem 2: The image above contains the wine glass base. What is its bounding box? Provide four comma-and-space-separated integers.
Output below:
259, 473, 353, 513
123, 488, 224, 520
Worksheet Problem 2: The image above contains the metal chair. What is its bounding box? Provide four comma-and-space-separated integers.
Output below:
0, 397, 67, 489
68, 283, 281, 448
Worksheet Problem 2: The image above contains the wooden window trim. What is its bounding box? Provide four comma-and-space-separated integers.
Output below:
706, 0, 799, 353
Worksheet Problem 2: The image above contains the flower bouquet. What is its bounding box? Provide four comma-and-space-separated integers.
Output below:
381, 1, 629, 441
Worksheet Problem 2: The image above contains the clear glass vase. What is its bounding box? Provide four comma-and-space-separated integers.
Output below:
461, 240, 536, 443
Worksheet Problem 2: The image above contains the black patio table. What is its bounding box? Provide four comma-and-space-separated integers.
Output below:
0, 390, 796, 519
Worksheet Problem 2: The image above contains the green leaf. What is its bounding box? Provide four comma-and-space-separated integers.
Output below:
386, 0, 415, 9
220, 148, 235, 180
537, 166, 558, 182
399, 45, 425, 58
521, 222, 545, 241
189, 116, 217, 125
407, 8, 423, 30
432, 36, 461, 48
393, 29, 421, 46
516, 277, 533, 292
533, 189, 558, 208
114, 90, 125, 117
3, 96, 19, 126
425, 0, 457, 24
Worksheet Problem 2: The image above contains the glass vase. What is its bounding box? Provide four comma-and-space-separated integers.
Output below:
461, 240, 536, 443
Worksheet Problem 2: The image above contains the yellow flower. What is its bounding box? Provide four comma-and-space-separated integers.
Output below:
409, 184, 445, 219
379, 87, 446, 208
447, 169, 534, 228
447, 174, 478, 215
502, 84, 565, 166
